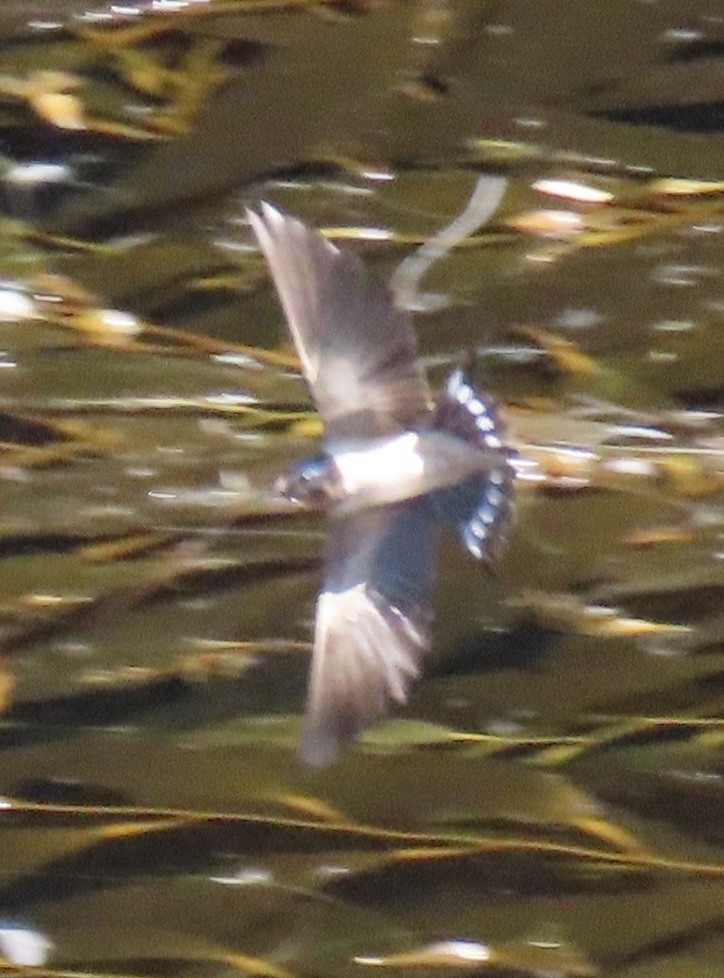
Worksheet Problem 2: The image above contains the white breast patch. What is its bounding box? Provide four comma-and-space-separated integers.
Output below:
334, 432, 424, 495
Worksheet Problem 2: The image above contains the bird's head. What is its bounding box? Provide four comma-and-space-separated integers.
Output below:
275, 453, 342, 509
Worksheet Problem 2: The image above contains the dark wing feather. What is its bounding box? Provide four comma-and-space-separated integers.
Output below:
301, 498, 437, 766
247, 203, 432, 440
431, 363, 516, 565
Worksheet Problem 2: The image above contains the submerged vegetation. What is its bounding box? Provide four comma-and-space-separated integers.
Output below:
0, 1, 721, 977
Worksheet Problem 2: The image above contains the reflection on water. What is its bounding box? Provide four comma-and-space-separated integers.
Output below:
0, 2, 721, 977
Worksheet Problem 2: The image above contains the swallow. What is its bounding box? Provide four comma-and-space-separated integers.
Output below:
247, 203, 515, 765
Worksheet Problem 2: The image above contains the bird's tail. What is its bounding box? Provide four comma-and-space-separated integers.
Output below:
430, 357, 516, 566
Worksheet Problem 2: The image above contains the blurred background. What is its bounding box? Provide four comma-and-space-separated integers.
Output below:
0, 2, 722, 977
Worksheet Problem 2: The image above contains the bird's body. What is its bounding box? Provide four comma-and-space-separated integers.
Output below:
295, 428, 500, 514
247, 203, 515, 765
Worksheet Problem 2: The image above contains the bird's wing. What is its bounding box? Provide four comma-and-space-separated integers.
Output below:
247, 203, 433, 440
431, 362, 516, 565
301, 499, 437, 765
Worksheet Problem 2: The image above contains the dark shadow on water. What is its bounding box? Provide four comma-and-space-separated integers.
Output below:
432, 624, 558, 677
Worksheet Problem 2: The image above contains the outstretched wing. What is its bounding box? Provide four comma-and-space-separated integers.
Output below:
301, 498, 437, 766
247, 203, 432, 441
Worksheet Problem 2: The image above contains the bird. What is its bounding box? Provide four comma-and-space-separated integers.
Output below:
247, 203, 515, 765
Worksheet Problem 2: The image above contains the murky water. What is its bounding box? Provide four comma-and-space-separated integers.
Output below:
0, 2, 722, 977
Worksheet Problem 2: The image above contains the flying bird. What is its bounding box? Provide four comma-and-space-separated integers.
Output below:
247, 203, 515, 765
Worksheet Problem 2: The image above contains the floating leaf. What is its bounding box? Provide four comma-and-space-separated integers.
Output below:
651, 178, 724, 197
508, 591, 692, 640
511, 327, 600, 377
355, 932, 598, 977
0, 654, 12, 715
32, 91, 86, 130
